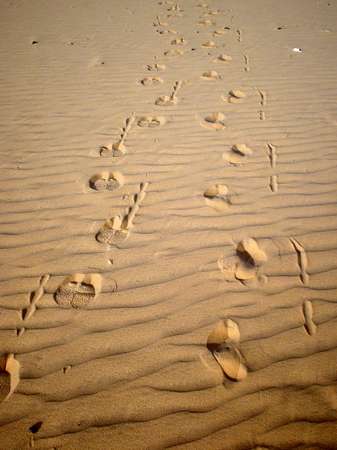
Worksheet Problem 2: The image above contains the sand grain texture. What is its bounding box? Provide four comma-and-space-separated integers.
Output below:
1, 0, 337, 449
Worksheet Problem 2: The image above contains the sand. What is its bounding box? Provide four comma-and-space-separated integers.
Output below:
1, 0, 337, 448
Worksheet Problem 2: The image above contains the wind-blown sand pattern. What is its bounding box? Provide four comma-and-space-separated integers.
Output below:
1, 0, 337, 449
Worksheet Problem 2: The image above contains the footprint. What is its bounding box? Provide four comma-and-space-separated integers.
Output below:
207, 318, 240, 350
225, 89, 246, 103
223, 144, 253, 165
97, 182, 149, 245
140, 76, 163, 86
55, 274, 102, 309
155, 95, 177, 106
235, 238, 267, 282
201, 70, 221, 80
204, 184, 230, 211
198, 19, 213, 26
214, 53, 232, 63
158, 28, 178, 35
100, 142, 126, 157
207, 9, 221, 15
213, 343, 247, 381
217, 255, 238, 281
164, 48, 184, 56
213, 29, 225, 36
171, 37, 186, 45
137, 115, 166, 127
201, 112, 226, 130
156, 80, 182, 106
201, 40, 216, 48
0, 354, 20, 402
96, 215, 130, 245
146, 63, 166, 72
89, 171, 124, 191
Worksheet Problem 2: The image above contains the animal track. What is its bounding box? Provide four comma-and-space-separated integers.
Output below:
89, 171, 124, 191
290, 238, 309, 285
140, 76, 163, 86
204, 184, 231, 211
201, 70, 221, 80
201, 112, 226, 130
223, 144, 253, 165
137, 115, 166, 127
96, 182, 149, 245
100, 113, 135, 157
0, 354, 20, 402
303, 300, 317, 335
18, 274, 50, 336
155, 80, 183, 106
55, 273, 102, 309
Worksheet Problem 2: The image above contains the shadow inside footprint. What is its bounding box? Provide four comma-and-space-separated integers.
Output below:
213, 343, 247, 381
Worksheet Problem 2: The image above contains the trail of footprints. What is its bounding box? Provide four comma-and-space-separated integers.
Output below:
0, 0, 323, 422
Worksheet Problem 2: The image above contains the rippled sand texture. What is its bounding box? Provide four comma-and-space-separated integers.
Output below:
1, 0, 337, 449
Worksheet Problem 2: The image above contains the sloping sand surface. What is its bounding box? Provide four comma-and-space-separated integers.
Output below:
1, 0, 337, 448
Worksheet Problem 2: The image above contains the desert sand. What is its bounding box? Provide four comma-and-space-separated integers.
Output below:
1, 0, 337, 448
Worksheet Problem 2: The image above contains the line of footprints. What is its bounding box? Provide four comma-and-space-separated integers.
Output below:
0, 0, 317, 406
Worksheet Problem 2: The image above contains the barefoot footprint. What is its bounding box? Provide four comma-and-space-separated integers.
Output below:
55, 273, 102, 309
